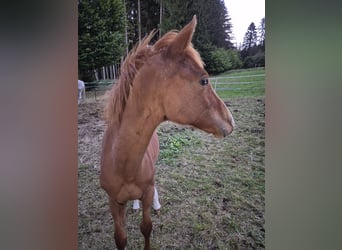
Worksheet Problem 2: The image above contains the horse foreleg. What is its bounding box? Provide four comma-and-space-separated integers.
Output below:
140, 187, 154, 250
109, 199, 127, 250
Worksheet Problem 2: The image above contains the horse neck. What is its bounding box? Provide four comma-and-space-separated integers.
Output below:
109, 87, 163, 178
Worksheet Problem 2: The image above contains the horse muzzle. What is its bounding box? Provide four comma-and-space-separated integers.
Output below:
215, 114, 235, 138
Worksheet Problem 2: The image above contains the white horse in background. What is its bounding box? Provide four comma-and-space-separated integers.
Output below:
78, 80, 86, 104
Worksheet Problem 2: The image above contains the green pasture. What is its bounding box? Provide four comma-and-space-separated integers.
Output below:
211, 67, 265, 99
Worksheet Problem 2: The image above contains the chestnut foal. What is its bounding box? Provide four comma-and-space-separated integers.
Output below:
100, 15, 235, 249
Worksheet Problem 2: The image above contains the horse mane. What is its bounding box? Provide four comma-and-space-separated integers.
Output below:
103, 31, 156, 124
103, 29, 204, 125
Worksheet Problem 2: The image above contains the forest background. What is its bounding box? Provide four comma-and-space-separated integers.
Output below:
78, 0, 265, 81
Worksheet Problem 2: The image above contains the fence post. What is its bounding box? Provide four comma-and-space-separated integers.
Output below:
115, 64, 117, 79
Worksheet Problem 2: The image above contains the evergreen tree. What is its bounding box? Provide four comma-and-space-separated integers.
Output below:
161, 0, 190, 32
160, 0, 234, 73
79, 0, 238, 76
161, 0, 232, 49
196, 0, 234, 73
196, 0, 233, 49
242, 22, 258, 51
140, 0, 160, 40
78, 0, 125, 80
240, 21, 265, 68
258, 17, 265, 48
125, 0, 160, 50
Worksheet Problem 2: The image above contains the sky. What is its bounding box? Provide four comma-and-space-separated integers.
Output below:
224, 0, 265, 47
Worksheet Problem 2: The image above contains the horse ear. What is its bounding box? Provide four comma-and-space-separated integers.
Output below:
167, 15, 197, 56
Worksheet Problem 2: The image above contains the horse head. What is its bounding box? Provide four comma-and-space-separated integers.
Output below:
139, 15, 235, 138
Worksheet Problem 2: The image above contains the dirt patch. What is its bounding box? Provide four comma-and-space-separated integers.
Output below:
78, 96, 265, 249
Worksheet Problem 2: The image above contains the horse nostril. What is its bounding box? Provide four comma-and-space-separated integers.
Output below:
221, 127, 232, 137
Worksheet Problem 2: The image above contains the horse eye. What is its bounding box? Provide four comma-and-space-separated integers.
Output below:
199, 78, 209, 86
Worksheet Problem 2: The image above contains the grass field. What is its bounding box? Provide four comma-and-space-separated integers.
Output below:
211, 67, 265, 98
78, 68, 265, 249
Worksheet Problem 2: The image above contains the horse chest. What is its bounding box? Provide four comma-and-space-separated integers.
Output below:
116, 183, 143, 202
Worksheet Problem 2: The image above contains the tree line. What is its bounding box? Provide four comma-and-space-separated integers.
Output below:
78, 0, 265, 81
240, 18, 265, 68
